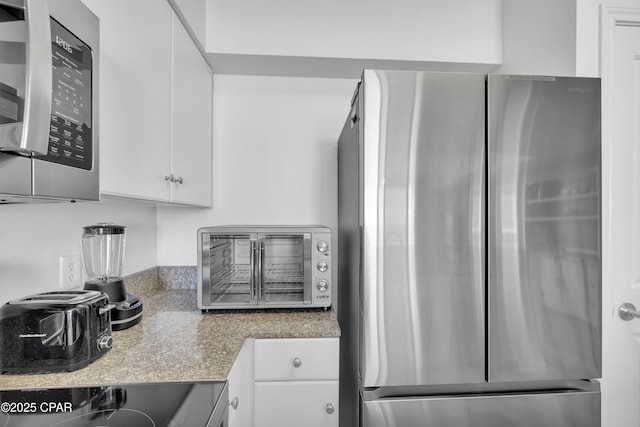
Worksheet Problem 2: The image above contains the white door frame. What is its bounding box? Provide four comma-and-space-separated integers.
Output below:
600, 6, 640, 427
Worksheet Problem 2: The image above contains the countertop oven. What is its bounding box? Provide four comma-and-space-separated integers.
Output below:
198, 226, 332, 310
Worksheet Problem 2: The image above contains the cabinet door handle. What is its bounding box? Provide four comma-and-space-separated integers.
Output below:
164, 174, 184, 184
292, 357, 302, 368
326, 403, 335, 414
229, 396, 239, 410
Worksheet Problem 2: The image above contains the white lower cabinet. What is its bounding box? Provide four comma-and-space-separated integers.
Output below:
227, 337, 339, 427
253, 338, 339, 427
254, 381, 339, 427
227, 340, 254, 427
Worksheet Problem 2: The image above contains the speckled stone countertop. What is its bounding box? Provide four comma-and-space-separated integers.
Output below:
0, 267, 340, 390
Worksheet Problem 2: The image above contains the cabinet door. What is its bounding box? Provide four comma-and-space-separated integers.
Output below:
254, 381, 338, 427
170, 13, 212, 206
83, 0, 172, 202
228, 340, 254, 427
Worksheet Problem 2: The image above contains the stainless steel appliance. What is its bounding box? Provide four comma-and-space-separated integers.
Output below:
0, 290, 112, 374
0, 0, 99, 203
0, 381, 228, 426
337, 70, 601, 426
198, 226, 332, 310
82, 223, 143, 331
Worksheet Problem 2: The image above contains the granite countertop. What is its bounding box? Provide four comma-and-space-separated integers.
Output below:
0, 283, 340, 390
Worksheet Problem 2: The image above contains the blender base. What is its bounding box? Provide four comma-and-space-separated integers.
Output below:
111, 294, 143, 331
84, 278, 127, 302
84, 279, 143, 331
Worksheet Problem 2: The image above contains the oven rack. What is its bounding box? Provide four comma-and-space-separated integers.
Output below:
209, 264, 305, 296
211, 264, 304, 283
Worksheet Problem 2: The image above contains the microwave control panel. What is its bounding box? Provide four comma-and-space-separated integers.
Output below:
39, 18, 93, 170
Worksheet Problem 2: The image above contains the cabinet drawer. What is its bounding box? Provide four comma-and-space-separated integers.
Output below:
254, 381, 339, 427
254, 338, 339, 381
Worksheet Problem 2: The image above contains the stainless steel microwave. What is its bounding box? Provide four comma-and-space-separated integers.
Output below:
0, 0, 98, 203
197, 226, 332, 310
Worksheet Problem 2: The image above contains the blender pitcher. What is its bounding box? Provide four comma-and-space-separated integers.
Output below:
82, 223, 143, 330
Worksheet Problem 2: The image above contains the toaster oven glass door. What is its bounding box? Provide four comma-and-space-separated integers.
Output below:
207, 233, 258, 306
259, 233, 310, 305
203, 232, 312, 307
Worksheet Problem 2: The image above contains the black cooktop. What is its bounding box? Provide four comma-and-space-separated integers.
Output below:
0, 381, 227, 427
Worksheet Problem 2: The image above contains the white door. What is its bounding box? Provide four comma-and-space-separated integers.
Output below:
601, 8, 640, 427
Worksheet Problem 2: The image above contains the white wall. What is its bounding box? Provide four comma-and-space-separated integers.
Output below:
0, 201, 157, 304
157, 1, 601, 266
203, 0, 502, 77
156, 75, 357, 265
0, 1, 603, 306
498, 0, 578, 75
205, 0, 502, 64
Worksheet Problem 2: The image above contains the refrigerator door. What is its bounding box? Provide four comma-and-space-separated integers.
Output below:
362, 389, 600, 427
488, 75, 601, 382
361, 70, 485, 388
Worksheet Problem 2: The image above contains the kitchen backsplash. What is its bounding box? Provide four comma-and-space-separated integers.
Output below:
125, 266, 197, 293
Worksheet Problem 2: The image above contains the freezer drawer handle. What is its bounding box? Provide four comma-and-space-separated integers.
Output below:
619, 302, 640, 321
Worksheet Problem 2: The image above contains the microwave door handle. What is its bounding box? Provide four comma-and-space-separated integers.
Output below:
22, 0, 52, 155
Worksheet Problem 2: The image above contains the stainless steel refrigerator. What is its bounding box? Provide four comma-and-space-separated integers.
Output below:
337, 70, 601, 427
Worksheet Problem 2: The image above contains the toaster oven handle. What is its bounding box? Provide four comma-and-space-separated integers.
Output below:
257, 240, 264, 301
249, 240, 256, 301
21, 0, 52, 155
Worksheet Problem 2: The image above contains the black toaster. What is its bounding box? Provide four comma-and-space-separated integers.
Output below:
0, 290, 113, 374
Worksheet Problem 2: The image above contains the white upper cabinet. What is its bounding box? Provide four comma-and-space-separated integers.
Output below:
83, 0, 212, 206
170, 13, 212, 207
83, 0, 172, 202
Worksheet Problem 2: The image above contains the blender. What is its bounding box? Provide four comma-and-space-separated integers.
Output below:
81, 223, 143, 331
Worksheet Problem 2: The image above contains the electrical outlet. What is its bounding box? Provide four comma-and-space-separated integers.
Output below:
59, 255, 82, 289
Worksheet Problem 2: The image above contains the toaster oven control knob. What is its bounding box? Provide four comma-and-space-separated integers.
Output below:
317, 279, 329, 292
98, 335, 113, 351
317, 260, 329, 272
317, 240, 329, 253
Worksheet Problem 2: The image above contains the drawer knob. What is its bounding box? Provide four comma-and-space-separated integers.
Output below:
326, 403, 335, 414
292, 357, 302, 368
